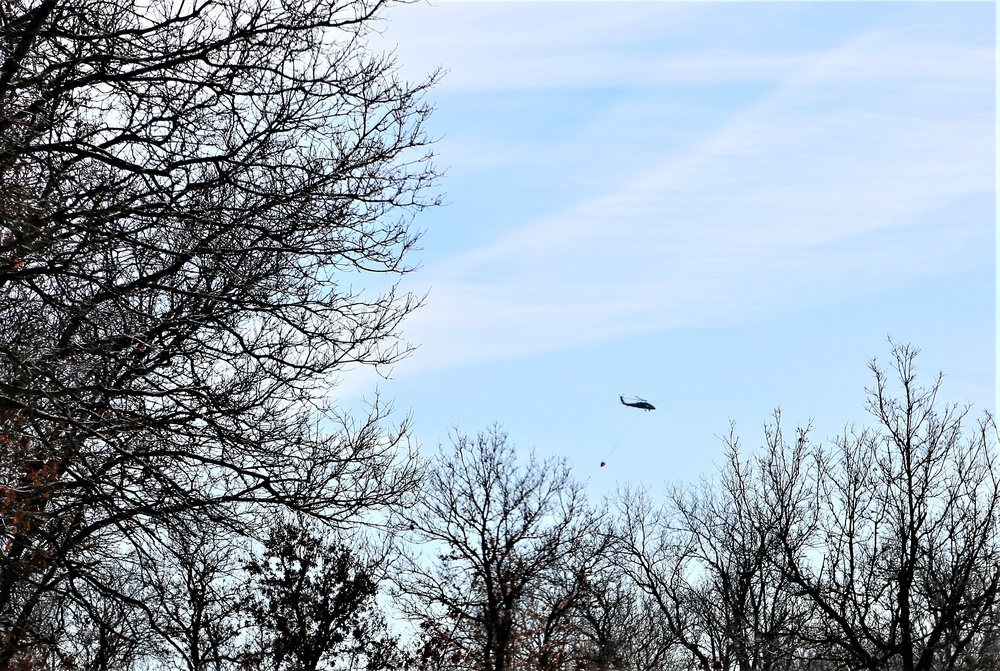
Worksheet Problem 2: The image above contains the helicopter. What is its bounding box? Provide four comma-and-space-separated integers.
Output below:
620, 395, 655, 411
602, 396, 657, 467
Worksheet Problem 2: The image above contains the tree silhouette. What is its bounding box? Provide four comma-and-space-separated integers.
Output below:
766, 344, 1000, 671
241, 522, 408, 671
399, 428, 597, 671
0, 0, 436, 663
614, 343, 1000, 671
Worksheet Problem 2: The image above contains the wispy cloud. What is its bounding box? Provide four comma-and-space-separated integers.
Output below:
380, 5, 994, 373
386, 5, 800, 92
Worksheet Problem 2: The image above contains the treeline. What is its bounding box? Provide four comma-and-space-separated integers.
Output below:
394, 344, 999, 671
2, 1, 998, 670
7, 341, 997, 671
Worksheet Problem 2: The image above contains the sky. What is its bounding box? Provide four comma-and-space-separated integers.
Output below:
339, 1, 996, 497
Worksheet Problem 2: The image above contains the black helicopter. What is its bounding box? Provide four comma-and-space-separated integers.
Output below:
620, 395, 655, 411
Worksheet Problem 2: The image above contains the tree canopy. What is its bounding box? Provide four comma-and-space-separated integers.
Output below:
1, 0, 436, 664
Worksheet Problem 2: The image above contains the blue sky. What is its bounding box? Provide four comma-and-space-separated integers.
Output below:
344, 1, 996, 495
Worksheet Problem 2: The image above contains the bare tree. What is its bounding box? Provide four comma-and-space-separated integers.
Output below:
513, 528, 623, 671
556, 557, 676, 671
399, 427, 596, 671
145, 522, 245, 671
616, 344, 1000, 671
671, 425, 813, 671
0, 0, 436, 663
755, 343, 1000, 671
240, 521, 410, 671
615, 486, 728, 671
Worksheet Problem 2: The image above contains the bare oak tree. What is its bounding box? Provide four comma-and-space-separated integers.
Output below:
399, 427, 597, 671
614, 343, 999, 671
645, 426, 812, 671
240, 521, 410, 671
0, 0, 436, 663
760, 343, 1000, 671
553, 555, 676, 671
615, 486, 738, 671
